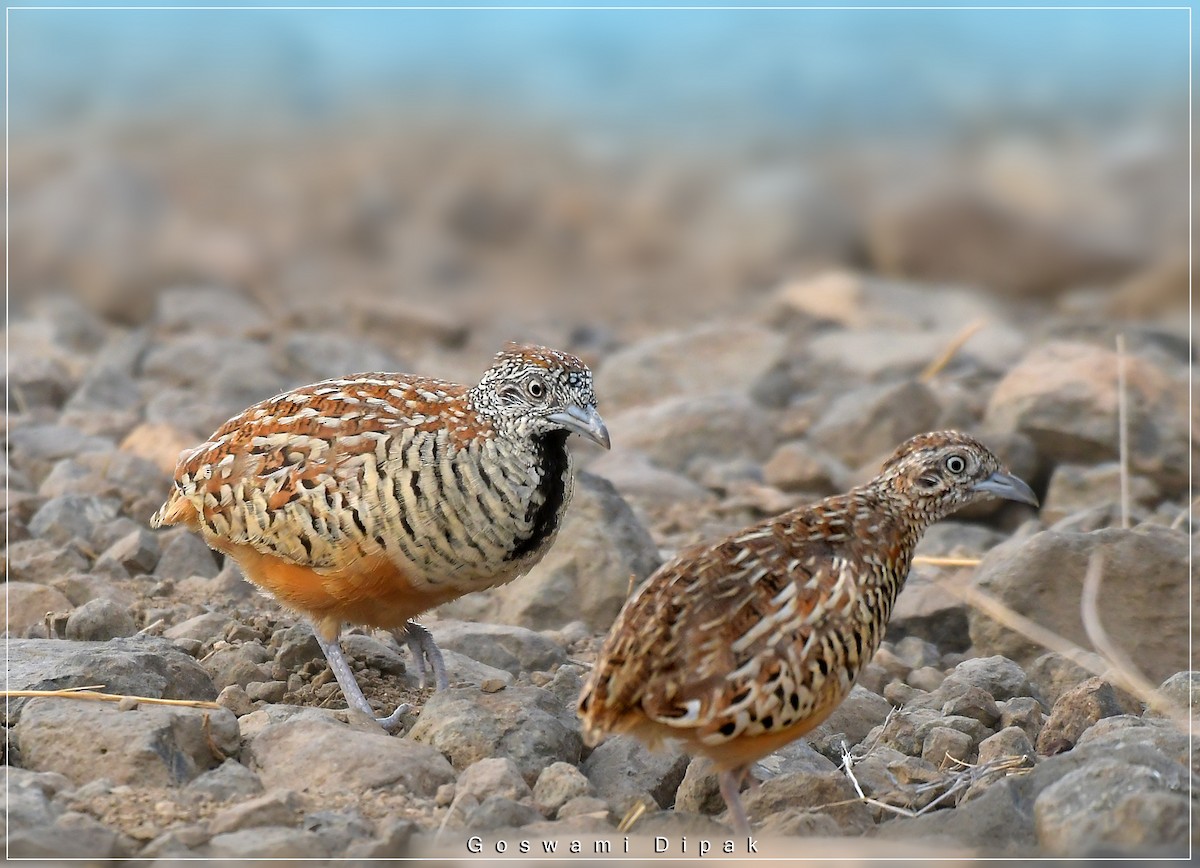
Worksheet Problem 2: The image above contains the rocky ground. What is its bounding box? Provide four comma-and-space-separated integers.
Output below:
3, 124, 1196, 860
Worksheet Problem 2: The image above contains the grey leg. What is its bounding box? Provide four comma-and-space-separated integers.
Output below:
402, 621, 448, 690
313, 630, 410, 732
718, 768, 752, 836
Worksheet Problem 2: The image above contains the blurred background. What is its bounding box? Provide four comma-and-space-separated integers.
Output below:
9, 3, 1188, 358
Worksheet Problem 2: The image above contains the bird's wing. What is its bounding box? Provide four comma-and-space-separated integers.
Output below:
152, 374, 472, 570
580, 520, 863, 746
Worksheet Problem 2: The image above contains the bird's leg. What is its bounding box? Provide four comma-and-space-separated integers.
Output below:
401, 621, 449, 691
313, 630, 410, 733
718, 767, 752, 836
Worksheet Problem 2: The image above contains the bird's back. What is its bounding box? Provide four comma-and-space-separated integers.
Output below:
578, 490, 910, 767
153, 372, 574, 596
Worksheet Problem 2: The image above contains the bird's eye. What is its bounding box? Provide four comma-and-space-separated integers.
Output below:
526, 377, 547, 400
945, 455, 967, 475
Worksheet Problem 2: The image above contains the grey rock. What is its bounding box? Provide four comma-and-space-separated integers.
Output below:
533, 762, 593, 817
208, 789, 300, 835
165, 611, 234, 644
907, 666, 946, 692
5, 582, 74, 636
271, 621, 324, 669
1041, 462, 1160, 525
1152, 670, 1200, 716
940, 685, 1001, 728
998, 697, 1047, 744
14, 700, 239, 786
5, 538, 89, 584
138, 824, 212, 858
978, 725, 1036, 765
596, 324, 786, 410
893, 636, 941, 670
64, 597, 137, 641
555, 795, 611, 822
984, 341, 1189, 493
155, 285, 271, 338
455, 757, 534, 805
155, 530, 221, 580
580, 734, 689, 814
409, 685, 581, 785
281, 330, 402, 384
8, 423, 114, 484
941, 655, 1032, 702
1036, 677, 1141, 755
95, 527, 160, 576
921, 726, 975, 768
1027, 650, 1111, 707
1, 767, 70, 835
1074, 715, 1190, 768
674, 757, 724, 815
6, 636, 217, 722
808, 685, 894, 759
301, 808, 376, 852
204, 826, 332, 859
755, 737, 841, 781
440, 472, 661, 632
809, 380, 941, 470
427, 621, 565, 676
184, 759, 265, 802
762, 440, 845, 494
465, 795, 543, 831
202, 645, 272, 690
340, 632, 409, 677
246, 680, 288, 703
248, 717, 454, 796
28, 494, 120, 547
741, 765, 873, 833
215, 684, 257, 717
605, 393, 776, 476
874, 768, 1038, 855
1034, 758, 1190, 856
343, 818, 415, 858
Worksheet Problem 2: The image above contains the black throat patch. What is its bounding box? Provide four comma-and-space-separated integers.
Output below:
507, 429, 571, 562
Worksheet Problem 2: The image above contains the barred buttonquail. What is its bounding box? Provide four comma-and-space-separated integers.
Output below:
577, 431, 1036, 832
152, 342, 609, 730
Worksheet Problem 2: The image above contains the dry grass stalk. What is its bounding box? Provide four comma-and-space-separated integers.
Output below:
1115, 333, 1131, 530
1168, 496, 1196, 531
1079, 552, 1173, 716
912, 555, 983, 568
919, 319, 987, 382
836, 746, 1029, 819
929, 564, 1186, 726
1, 689, 220, 709
617, 799, 649, 833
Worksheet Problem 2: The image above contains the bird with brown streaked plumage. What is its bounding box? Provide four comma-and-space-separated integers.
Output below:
152, 342, 609, 731
577, 430, 1037, 833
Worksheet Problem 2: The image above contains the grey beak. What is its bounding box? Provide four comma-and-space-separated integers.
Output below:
972, 471, 1039, 507
548, 405, 611, 449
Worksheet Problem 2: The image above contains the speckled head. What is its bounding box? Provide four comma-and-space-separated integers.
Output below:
471, 343, 609, 448
873, 430, 1038, 524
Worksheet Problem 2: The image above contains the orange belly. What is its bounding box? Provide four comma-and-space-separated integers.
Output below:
209, 538, 459, 641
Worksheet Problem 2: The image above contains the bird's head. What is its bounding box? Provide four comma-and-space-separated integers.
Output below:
873, 430, 1037, 524
472, 342, 610, 448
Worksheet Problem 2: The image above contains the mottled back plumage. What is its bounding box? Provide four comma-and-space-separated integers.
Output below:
577, 430, 1036, 831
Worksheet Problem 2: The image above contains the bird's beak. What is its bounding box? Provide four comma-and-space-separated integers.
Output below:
972, 471, 1039, 507
548, 405, 611, 449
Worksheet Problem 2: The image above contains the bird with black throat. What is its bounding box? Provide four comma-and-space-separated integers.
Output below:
152, 342, 610, 731
577, 430, 1037, 833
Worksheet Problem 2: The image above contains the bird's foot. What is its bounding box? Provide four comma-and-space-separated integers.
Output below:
313, 629, 409, 733
401, 621, 449, 691
718, 768, 753, 837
